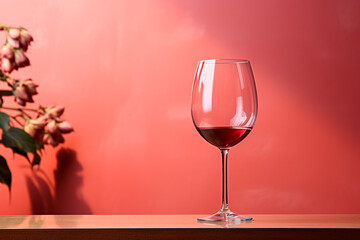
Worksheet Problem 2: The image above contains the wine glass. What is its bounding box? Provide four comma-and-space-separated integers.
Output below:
191, 59, 258, 222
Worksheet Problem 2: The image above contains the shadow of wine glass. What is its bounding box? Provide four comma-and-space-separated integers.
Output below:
53, 148, 91, 215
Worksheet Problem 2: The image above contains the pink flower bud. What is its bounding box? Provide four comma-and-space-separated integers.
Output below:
24, 124, 37, 137
23, 79, 38, 95
40, 108, 72, 147
15, 98, 26, 106
58, 121, 73, 133
11, 61, 18, 71
15, 84, 30, 101
32, 116, 48, 128
47, 120, 58, 134
14, 50, 30, 68
18, 29, 33, 52
13, 79, 39, 106
7, 36, 20, 48
1, 58, 12, 73
1, 45, 14, 59
45, 106, 65, 118
9, 28, 20, 39
24, 116, 47, 144
25, 122, 40, 137
43, 132, 64, 147
43, 134, 50, 145
19, 38, 29, 52
20, 29, 33, 43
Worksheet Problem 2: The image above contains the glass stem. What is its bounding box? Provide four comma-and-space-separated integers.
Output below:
220, 149, 230, 212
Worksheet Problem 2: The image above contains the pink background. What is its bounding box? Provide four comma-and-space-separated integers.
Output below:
0, 0, 359, 214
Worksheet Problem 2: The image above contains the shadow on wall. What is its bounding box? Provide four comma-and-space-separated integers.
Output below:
26, 148, 91, 214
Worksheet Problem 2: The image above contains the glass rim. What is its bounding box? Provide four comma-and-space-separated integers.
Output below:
199, 59, 250, 64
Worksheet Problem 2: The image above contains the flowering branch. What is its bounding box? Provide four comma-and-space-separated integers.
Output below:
0, 24, 74, 192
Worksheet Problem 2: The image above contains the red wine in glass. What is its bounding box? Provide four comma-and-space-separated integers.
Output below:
196, 127, 251, 149
191, 59, 258, 222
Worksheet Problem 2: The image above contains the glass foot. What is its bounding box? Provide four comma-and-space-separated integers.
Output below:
197, 211, 253, 222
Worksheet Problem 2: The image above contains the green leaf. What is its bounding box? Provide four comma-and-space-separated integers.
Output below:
0, 112, 10, 131
32, 152, 41, 166
35, 142, 44, 151
1, 127, 36, 161
0, 155, 11, 191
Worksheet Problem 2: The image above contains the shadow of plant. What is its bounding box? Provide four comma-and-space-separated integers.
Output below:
26, 147, 91, 214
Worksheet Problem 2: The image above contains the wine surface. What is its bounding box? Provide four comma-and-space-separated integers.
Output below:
196, 126, 251, 149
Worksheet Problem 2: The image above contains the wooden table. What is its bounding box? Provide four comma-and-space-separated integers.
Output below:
0, 214, 359, 239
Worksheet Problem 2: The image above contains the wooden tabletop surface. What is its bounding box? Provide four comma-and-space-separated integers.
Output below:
0, 214, 359, 229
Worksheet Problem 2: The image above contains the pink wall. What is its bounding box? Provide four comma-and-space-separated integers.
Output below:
0, 0, 359, 214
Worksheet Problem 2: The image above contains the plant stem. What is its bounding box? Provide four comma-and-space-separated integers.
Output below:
14, 114, 26, 119
9, 116, 24, 126
1, 106, 40, 113
0, 90, 13, 96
